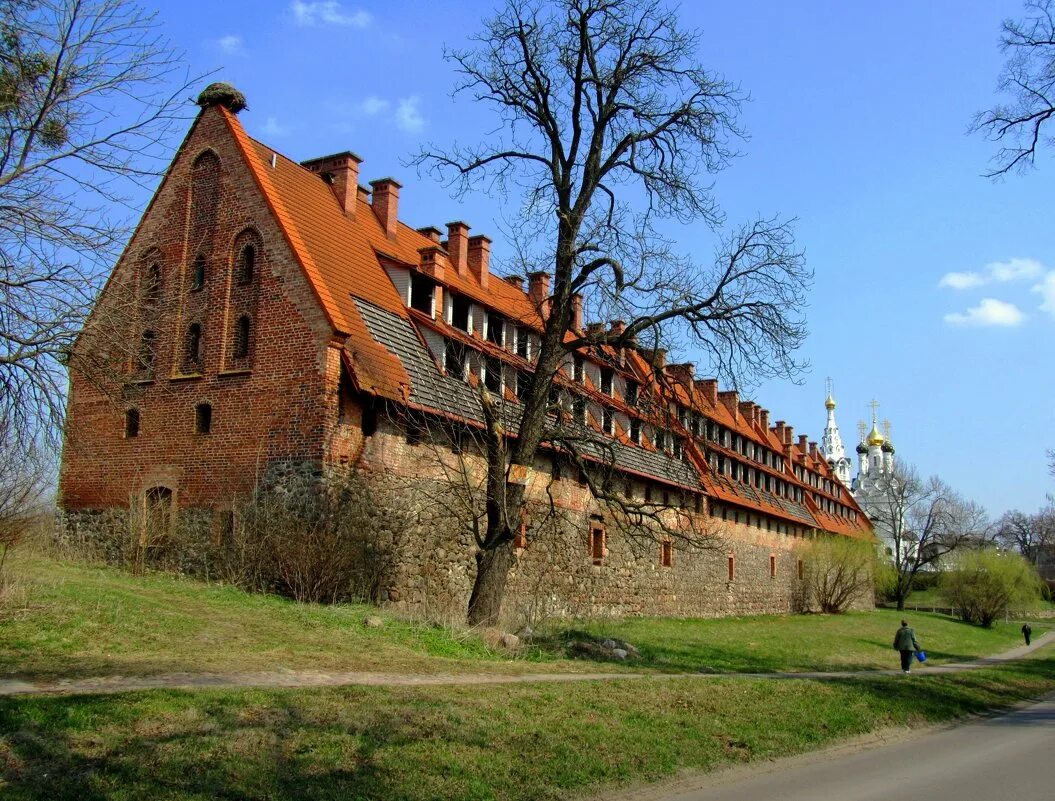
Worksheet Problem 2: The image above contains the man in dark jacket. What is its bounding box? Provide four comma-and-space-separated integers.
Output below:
893, 620, 920, 673
1022, 623, 1032, 646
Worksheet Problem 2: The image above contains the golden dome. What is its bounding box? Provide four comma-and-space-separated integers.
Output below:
866, 422, 885, 446
825, 393, 836, 410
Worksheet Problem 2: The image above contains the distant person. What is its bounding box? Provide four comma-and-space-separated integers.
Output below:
1022, 623, 1032, 646
893, 619, 921, 674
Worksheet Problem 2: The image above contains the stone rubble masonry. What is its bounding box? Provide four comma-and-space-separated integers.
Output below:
58, 104, 871, 622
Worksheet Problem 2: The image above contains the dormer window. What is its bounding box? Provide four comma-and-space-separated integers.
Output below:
486, 313, 505, 345
600, 368, 613, 396
573, 355, 584, 382
515, 327, 530, 359
410, 273, 435, 315
602, 408, 614, 435
630, 418, 641, 445
451, 294, 471, 332
625, 380, 638, 406
444, 340, 466, 379
484, 356, 502, 394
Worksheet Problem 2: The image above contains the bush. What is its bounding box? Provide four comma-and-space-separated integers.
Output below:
941, 549, 1043, 627
798, 536, 876, 613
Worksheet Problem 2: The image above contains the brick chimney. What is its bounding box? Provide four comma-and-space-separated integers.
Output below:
774, 420, 786, 443
665, 362, 694, 388
739, 401, 757, 427
695, 378, 719, 406
809, 441, 819, 459
417, 226, 442, 243
503, 275, 525, 290
718, 390, 739, 417
527, 271, 551, 316
370, 178, 401, 239
609, 320, 626, 337
419, 245, 447, 281
467, 235, 491, 291
798, 434, 808, 451
571, 293, 584, 331
357, 184, 371, 204
301, 151, 361, 214
759, 409, 770, 430
640, 348, 667, 369
447, 221, 470, 277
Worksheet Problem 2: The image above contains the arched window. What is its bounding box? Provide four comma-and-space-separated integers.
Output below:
191, 255, 206, 290
237, 244, 255, 285
186, 323, 203, 365
195, 403, 213, 434
234, 315, 250, 359
143, 262, 161, 305
139, 330, 156, 370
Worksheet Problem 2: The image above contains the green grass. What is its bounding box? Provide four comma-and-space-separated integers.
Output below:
2, 552, 1047, 681
538, 609, 1047, 673
1, 651, 1053, 801
895, 587, 1055, 614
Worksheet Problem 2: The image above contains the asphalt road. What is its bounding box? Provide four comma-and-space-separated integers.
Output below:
656, 694, 1055, 801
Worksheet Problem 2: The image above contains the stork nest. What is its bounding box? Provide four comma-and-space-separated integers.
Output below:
196, 82, 247, 113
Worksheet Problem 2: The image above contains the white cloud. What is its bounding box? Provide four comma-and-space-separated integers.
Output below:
291, 1, 371, 27
1032, 271, 1055, 316
261, 117, 290, 137
357, 95, 391, 116
944, 298, 1025, 327
207, 34, 244, 56
395, 96, 425, 133
938, 258, 1045, 290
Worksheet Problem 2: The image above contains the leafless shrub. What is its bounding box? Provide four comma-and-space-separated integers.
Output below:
797, 536, 875, 614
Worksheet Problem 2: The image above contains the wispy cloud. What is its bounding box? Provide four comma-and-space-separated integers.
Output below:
944, 298, 1025, 327
939, 258, 1044, 290
207, 34, 245, 56
262, 117, 290, 138
395, 97, 424, 133
290, 1, 371, 27
357, 96, 391, 116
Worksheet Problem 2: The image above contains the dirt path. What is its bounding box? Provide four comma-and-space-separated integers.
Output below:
1, 632, 1049, 698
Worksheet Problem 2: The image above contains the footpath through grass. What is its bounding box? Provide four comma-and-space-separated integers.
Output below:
1, 650, 1053, 801
1, 552, 1047, 680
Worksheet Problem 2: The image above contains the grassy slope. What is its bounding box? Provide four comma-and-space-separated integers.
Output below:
1, 553, 1046, 680
1, 653, 1053, 801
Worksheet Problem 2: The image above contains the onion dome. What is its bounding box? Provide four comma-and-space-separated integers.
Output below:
882, 440, 895, 453
866, 422, 885, 446
825, 393, 836, 410
856, 442, 868, 454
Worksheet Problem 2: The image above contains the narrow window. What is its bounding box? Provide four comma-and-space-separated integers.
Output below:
727, 554, 735, 582
362, 404, 378, 437
410, 273, 435, 314
191, 255, 206, 290
444, 340, 466, 379
238, 244, 255, 285
195, 403, 212, 434
234, 315, 251, 359
572, 396, 586, 425
770, 554, 776, 579
144, 262, 161, 305
600, 368, 614, 396
630, 418, 641, 445
661, 540, 673, 568
486, 313, 505, 345
124, 409, 140, 438
515, 370, 531, 401
186, 323, 203, 366
589, 522, 606, 564
573, 355, 584, 382
602, 408, 614, 435
797, 559, 804, 580
625, 380, 638, 406
139, 330, 156, 371
451, 294, 471, 332
516, 327, 530, 359
484, 356, 502, 394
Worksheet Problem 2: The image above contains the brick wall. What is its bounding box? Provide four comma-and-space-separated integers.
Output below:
59, 106, 338, 515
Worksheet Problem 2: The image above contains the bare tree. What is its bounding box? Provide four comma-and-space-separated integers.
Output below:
415, 0, 809, 625
798, 536, 875, 614
0, 0, 197, 446
867, 462, 984, 610
995, 507, 1055, 565
0, 426, 50, 576
973, 0, 1055, 176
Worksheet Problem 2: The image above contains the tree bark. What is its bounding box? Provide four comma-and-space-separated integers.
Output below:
467, 539, 517, 626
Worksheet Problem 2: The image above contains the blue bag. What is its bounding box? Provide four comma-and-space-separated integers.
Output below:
915, 650, 927, 663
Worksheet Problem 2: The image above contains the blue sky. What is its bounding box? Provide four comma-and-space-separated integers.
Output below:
147, 0, 1055, 515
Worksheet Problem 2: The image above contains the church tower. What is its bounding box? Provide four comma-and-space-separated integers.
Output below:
820, 378, 853, 485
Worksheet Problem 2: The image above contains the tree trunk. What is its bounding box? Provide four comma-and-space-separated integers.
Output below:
896, 596, 905, 611
467, 540, 516, 627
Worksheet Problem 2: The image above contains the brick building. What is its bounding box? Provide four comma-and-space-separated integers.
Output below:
59, 88, 872, 620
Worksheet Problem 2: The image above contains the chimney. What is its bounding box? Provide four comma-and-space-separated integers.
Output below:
784, 425, 794, 446
467, 235, 491, 291
503, 275, 525, 290
370, 178, 401, 239
357, 184, 371, 204
641, 348, 667, 369
774, 420, 786, 443
759, 409, 770, 430
585, 322, 606, 338
571, 293, 584, 331
809, 441, 819, 459
418, 226, 442, 243
301, 151, 362, 214
718, 390, 739, 417
446, 221, 470, 277
609, 320, 626, 337
695, 378, 719, 406
798, 434, 808, 451
418, 245, 447, 281
739, 401, 757, 427
527, 271, 551, 316
665, 362, 694, 388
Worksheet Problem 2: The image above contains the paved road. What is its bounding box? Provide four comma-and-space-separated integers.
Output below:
651, 694, 1055, 801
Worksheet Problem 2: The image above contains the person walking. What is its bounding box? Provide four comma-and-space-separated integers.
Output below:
1022, 623, 1032, 646
893, 619, 921, 674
